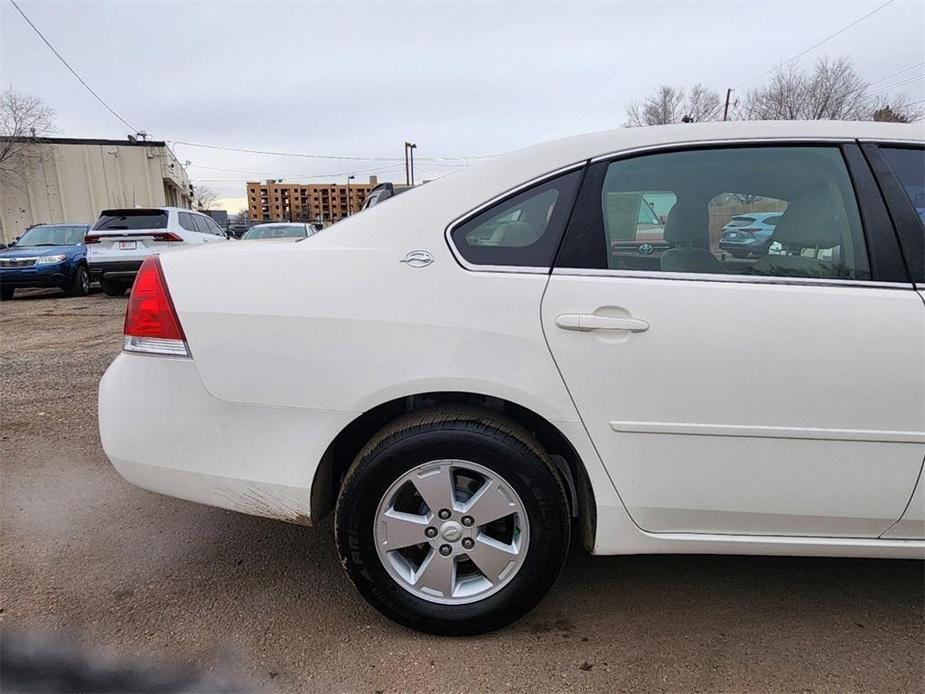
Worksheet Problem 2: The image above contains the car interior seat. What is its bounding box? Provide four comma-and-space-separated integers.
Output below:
660, 200, 723, 273
489, 221, 540, 247
752, 190, 846, 278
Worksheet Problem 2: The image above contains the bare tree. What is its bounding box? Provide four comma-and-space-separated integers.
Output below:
625, 84, 722, 126
738, 56, 921, 122
0, 88, 56, 187
192, 184, 219, 211
870, 94, 924, 123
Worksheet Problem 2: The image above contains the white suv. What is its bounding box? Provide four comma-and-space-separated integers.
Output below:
87, 207, 227, 295
98, 121, 925, 634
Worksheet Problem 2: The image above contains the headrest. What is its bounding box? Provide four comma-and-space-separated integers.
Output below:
771, 190, 844, 248
664, 200, 710, 248
491, 221, 539, 248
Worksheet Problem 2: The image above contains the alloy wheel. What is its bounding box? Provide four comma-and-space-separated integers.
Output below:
373, 459, 529, 605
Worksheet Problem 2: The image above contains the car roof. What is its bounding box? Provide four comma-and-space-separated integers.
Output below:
315, 120, 925, 247
482, 121, 921, 186
31, 222, 91, 227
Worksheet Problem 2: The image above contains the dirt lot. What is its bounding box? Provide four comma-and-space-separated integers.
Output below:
2, 288, 923, 693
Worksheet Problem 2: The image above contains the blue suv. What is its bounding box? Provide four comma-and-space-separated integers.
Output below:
0, 223, 91, 300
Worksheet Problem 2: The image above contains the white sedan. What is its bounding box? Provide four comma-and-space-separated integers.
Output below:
99, 121, 925, 634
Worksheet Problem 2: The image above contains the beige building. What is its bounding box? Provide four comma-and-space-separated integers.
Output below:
0, 137, 192, 244
247, 176, 377, 224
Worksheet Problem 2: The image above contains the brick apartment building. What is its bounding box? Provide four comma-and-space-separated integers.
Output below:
247, 176, 377, 224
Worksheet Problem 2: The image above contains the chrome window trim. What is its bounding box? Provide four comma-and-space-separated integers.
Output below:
444, 162, 587, 274
588, 136, 856, 163
856, 138, 924, 146
445, 136, 923, 277
550, 267, 912, 290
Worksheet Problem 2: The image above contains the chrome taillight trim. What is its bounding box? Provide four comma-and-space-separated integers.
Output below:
123, 335, 191, 358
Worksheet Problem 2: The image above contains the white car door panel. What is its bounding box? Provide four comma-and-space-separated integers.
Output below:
541, 143, 925, 538
542, 276, 925, 537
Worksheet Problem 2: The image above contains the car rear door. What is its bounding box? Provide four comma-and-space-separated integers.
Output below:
541, 142, 925, 538
865, 142, 925, 540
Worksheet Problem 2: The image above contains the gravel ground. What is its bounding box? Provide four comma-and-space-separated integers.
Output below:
2, 289, 923, 693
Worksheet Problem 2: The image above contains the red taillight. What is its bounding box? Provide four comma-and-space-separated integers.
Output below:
123, 257, 188, 356
85, 232, 182, 244
151, 232, 184, 242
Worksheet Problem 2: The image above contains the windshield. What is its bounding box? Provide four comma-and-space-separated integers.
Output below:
243, 224, 309, 240
16, 225, 87, 246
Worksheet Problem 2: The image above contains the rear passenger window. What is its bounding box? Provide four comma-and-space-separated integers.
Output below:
178, 212, 197, 231
204, 217, 223, 235
450, 170, 582, 268
191, 215, 211, 234
880, 147, 925, 226
557, 147, 870, 281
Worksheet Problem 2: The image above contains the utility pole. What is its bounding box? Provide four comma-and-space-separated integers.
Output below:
346, 175, 355, 216
404, 142, 411, 185
723, 88, 733, 121
408, 142, 417, 186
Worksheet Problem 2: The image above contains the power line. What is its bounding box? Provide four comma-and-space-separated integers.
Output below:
172, 140, 492, 163
864, 61, 925, 88
8, 0, 138, 132
733, 0, 897, 89
863, 73, 925, 98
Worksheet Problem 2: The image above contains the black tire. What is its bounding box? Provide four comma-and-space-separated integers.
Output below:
68, 264, 90, 297
335, 407, 571, 635
101, 278, 127, 297
0, 286, 13, 301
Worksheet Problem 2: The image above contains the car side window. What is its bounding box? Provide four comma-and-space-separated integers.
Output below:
205, 217, 223, 236
879, 147, 925, 227
450, 169, 582, 268
556, 146, 870, 281
191, 215, 211, 234
178, 212, 197, 232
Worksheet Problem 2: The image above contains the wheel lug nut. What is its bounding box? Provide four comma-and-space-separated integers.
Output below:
439, 544, 452, 556
424, 526, 437, 538
461, 515, 474, 527
461, 537, 474, 550
438, 509, 451, 520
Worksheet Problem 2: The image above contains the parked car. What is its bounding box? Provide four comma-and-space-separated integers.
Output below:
718, 211, 783, 258
98, 121, 925, 635
226, 224, 249, 239
86, 208, 227, 296
241, 223, 316, 240
0, 223, 91, 300
360, 182, 412, 211
606, 191, 670, 270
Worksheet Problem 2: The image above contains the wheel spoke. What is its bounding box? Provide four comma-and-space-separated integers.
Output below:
414, 549, 456, 598
468, 534, 518, 584
462, 479, 516, 526
380, 509, 429, 550
411, 463, 456, 516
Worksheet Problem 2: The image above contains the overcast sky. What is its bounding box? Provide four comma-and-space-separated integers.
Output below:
3, 0, 923, 211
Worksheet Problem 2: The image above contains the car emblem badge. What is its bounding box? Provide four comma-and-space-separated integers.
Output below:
638, 243, 654, 256
400, 249, 434, 268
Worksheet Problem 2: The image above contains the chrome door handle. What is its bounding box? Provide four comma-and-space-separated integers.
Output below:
556, 314, 649, 333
